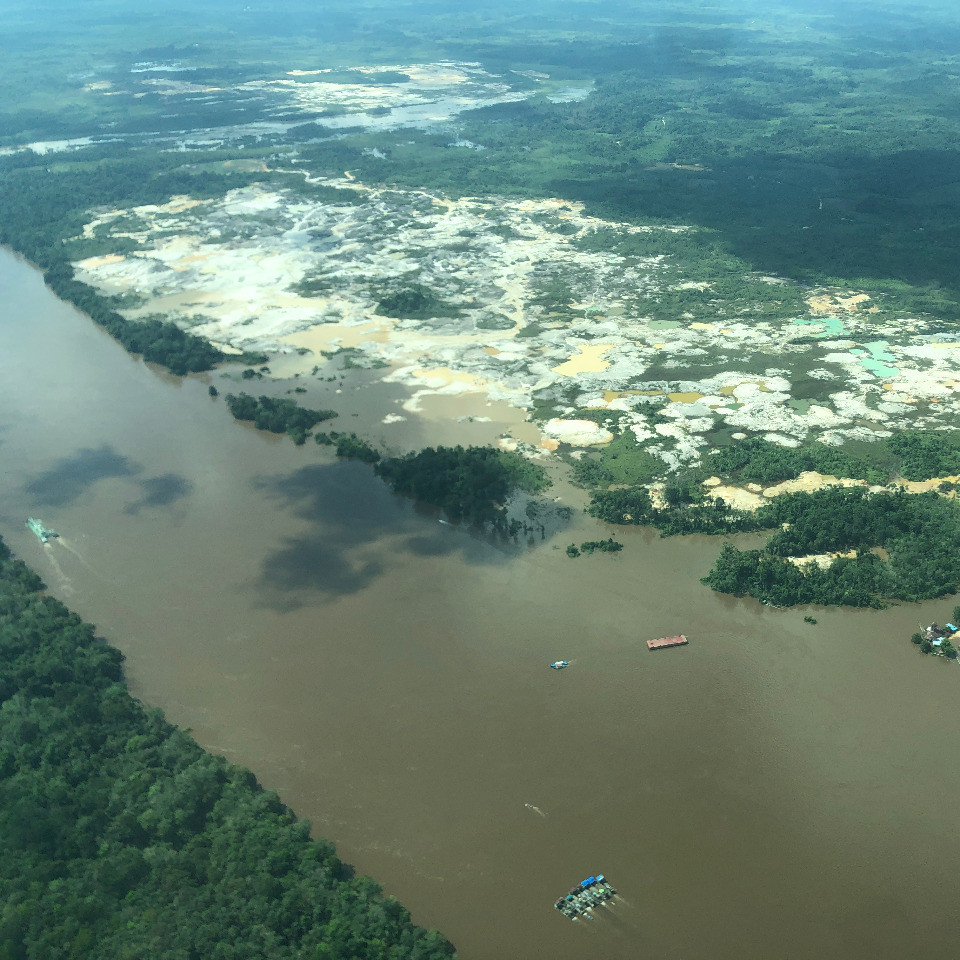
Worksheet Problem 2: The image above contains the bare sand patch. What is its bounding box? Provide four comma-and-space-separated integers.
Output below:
70, 169, 960, 468
552, 343, 616, 376
785, 550, 857, 569
543, 418, 613, 446
703, 470, 891, 515
278, 321, 389, 354
395, 367, 500, 413
705, 486, 764, 510
901, 473, 960, 494
75, 253, 126, 270
762, 471, 869, 498
807, 292, 871, 313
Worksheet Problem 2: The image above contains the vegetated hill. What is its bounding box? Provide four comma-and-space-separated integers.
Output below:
0, 535, 454, 960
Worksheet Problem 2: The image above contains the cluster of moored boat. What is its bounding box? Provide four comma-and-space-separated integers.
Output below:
553, 875, 616, 919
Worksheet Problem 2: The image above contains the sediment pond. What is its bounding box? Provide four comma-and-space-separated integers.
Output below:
2, 247, 959, 959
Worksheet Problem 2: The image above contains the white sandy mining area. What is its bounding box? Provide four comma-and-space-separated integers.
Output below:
73, 175, 960, 474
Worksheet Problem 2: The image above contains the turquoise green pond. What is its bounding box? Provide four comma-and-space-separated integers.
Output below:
793, 315, 847, 336
859, 340, 898, 378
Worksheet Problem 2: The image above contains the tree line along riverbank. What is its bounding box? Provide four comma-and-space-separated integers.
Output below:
0, 533, 455, 960
219, 386, 960, 610
7, 146, 960, 611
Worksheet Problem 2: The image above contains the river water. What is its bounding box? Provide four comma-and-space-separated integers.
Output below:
1, 247, 958, 959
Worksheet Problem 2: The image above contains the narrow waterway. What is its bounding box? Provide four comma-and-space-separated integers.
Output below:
1, 247, 958, 960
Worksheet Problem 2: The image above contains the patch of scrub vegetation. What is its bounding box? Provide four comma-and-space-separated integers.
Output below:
61, 233, 144, 260
526, 268, 586, 311
566, 538, 623, 557
569, 430, 666, 488
289, 272, 339, 296
475, 314, 515, 331
225, 392, 337, 444
315, 430, 382, 463
576, 228, 810, 323
375, 284, 463, 321
322, 346, 389, 370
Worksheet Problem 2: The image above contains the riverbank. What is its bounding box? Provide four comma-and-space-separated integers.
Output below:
0, 533, 455, 958
4, 247, 960, 959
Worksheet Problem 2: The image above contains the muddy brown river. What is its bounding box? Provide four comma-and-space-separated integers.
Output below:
1, 247, 959, 959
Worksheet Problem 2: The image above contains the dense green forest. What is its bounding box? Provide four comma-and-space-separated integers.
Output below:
701, 487, 960, 608
374, 445, 550, 528
584, 431, 960, 607
0, 534, 454, 959
578, 428, 960, 602
225, 393, 338, 445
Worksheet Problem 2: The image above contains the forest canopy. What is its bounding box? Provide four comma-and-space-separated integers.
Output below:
701, 487, 960, 608
374, 445, 550, 527
0, 534, 455, 959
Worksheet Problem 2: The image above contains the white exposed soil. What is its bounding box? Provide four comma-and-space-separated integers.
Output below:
72, 166, 960, 469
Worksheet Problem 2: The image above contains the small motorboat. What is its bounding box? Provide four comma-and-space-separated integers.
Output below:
550, 660, 570, 670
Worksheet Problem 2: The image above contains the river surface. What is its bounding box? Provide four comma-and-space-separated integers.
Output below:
1, 247, 959, 959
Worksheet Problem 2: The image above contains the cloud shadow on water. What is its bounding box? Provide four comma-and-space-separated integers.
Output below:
255, 536, 385, 605
124, 473, 194, 515
252, 459, 513, 609
24, 445, 140, 507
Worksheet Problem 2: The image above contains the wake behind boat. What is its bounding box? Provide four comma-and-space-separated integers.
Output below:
26, 518, 58, 543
